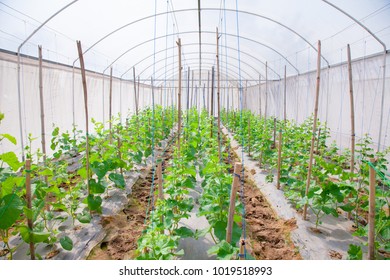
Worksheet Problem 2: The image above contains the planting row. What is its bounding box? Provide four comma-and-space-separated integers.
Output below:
222, 109, 389, 259
136, 109, 245, 260
0, 106, 176, 260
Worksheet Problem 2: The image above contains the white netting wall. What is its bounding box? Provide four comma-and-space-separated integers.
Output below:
1, 50, 389, 158
0, 50, 155, 158
244, 52, 390, 152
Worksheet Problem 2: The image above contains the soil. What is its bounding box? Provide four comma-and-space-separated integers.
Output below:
87, 167, 152, 260
243, 174, 301, 260
87, 144, 173, 260
329, 250, 342, 259
225, 135, 301, 260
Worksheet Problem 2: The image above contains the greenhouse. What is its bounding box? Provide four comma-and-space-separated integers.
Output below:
0, 0, 389, 264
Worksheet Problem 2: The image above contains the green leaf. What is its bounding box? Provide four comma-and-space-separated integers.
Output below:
77, 167, 87, 179
52, 127, 59, 137
173, 226, 194, 238
232, 222, 242, 245
213, 220, 227, 242
1, 133, 17, 145
76, 209, 92, 223
60, 236, 73, 251
322, 206, 338, 217
194, 227, 210, 239
89, 179, 106, 194
39, 169, 53, 176
1, 176, 18, 197
144, 147, 152, 158
87, 194, 102, 212
0, 194, 24, 229
91, 161, 109, 180
19, 226, 50, 244
347, 244, 362, 260
108, 173, 125, 189
133, 150, 143, 164
0, 152, 22, 171
182, 176, 196, 189
339, 203, 355, 212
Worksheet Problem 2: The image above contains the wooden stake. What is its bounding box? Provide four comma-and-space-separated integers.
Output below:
157, 160, 164, 233
25, 159, 35, 260
264, 62, 268, 121
216, 27, 221, 159
38, 46, 49, 209
191, 69, 194, 108
137, 76, 140, 114
273, 117, 276, 148
258, 74, 262, 117
117, 126, 123, 176
133, 67, 138, 115
368, 158, 376, 260
303, 41, 321, 220
226, 162, 242, 244
109, 67, 113, 143
157, 161, 163, 200
38, 46, 47, 163
347, 44, 356, 173
176, 38, 182, 157
248, 117, 251, 156
277, 130, 282, 189
347, 44, 356, 220
77, 40, 90, 195
284, 65, 287, 123
210, 66, 215, 138
207, 70, 210, 114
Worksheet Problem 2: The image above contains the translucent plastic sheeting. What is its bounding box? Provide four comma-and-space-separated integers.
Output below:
0, 0, 389, 84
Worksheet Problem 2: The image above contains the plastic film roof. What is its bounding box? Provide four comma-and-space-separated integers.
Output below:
0, 0, 389, 86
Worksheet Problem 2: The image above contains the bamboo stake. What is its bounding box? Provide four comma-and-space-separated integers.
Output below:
38, 46, 49, 209
273, 117, 276, 148
160, 85, 163, 106
133, 67, 138, 115
347, 44, 356, 220
186, 67, 190, 128
157, 160, 164, 233
176, 38, 182, 157
77, 40, 90, 195
258, 74, 262, 117
303, 41, 322, 220
284, 65, 287, 123
207, 70, 210, 114
137, 76, 140, 114
109, 67, 113, 143
191, 70, 194, 108
347, 44, 355, 172
226, 162, 242, 244
264, 62, 268, 121
210, 66, 215, 138
25, 159, 35, 260
117, 126, 123, 176
216, 27, 221, 160
277, 130, 282, 189
368, 158, 376, 260
157, 161, 163, 200
248, 117, 251, 156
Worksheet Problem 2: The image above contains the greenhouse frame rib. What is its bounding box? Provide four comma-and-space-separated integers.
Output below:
322, 0, 387, 152
16, 0, 78, 160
